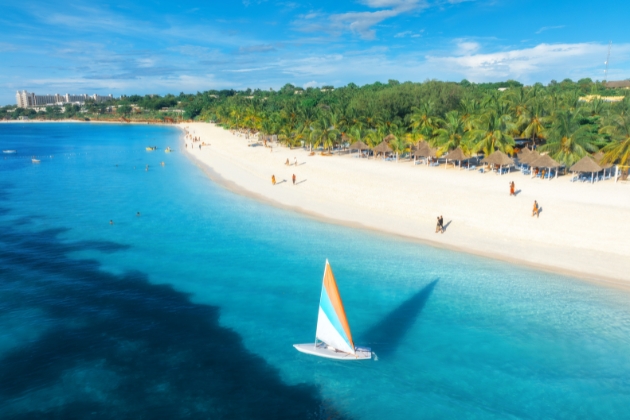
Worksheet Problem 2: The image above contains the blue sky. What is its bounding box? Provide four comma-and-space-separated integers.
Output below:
1, 0, 629, 105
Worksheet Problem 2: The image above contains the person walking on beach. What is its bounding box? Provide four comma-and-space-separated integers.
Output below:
285, 158, 290, 166
292, 174, 296, 185
510, 181, 515, 196
294, 157, 298, 166
435, 216, 444, 233
532, 200, 540, 218
271, 175, 276, 185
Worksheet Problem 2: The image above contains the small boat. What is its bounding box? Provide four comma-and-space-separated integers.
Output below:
294, 260, 371, 360
3, 150, 16, 154
32, 158, 40, 163
164, 147, 172, 153
146, 146, 157, 151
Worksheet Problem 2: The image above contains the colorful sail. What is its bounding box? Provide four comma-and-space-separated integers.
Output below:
315, 260, 355, 354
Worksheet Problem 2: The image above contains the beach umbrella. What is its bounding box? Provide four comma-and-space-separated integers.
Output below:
349, 140, 369, 157
372, 141, 393, 157
444, 147, 470, 169
517, 147, 531, 160
570, 156, 602, 183
412, 142, 437, 165
481, 150, 514, 174
593, 151, 613, 169
519, 150, 540, 165
530, 154, 561, 180
383, 133, 396, 143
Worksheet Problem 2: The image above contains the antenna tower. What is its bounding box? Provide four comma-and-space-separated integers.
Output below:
604, 41, 612, 83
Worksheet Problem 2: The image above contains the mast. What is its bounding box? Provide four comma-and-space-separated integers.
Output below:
604, 41, 612, 83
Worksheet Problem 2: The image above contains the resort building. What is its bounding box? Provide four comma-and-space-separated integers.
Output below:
605, 80, 630, 89
15, 91, 114, 108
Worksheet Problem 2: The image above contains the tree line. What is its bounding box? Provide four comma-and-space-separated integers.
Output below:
3, 78, 629, 166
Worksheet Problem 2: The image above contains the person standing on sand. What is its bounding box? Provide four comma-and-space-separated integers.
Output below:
272, 175, 276, 185
532, 200, 540, 218
292, 174, 296, 185
294, 157, 298, 166
285, 158, 290, 166
510, 181, 515, 196
435, 216, 443, 233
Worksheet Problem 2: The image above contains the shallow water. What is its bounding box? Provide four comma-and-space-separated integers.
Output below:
1, 123, 629, 419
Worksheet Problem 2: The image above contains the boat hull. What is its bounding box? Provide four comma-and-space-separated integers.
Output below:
293, 343, 371, 360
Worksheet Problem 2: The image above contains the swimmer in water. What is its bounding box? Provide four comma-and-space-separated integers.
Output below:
136, 212, 140, 217
109, 220, 114, 225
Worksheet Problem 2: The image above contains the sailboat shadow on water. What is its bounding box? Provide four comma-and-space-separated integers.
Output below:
360, 279, 439, 359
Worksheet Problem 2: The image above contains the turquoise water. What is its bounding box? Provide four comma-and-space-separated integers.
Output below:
1, 123, 630, 419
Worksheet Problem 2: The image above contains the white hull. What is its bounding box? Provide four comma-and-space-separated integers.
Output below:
294, 343, 371, 360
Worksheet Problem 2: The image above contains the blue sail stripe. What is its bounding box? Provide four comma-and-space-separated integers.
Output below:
319, 288, 351, 347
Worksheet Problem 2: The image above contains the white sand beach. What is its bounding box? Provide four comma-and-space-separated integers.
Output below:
182, 122, 630, 286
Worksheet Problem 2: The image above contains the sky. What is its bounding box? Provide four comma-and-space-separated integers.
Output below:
1, 0, 629, 105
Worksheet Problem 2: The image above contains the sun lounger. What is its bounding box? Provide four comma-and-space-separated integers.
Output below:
429, 162, 439, 167
467, 165, 476, 171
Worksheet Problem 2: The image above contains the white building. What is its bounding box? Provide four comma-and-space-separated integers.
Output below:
15, 91, 114, 108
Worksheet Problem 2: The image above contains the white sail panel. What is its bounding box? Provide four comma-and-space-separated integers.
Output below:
315, 308, 354, 354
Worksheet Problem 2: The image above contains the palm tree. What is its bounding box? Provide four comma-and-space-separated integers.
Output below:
518, 97, 549, 147
432, 111, 469, 156
311, 115, 339, 152
409, 101, 438, 137
389, 130, 409, 162
539, 109, 597, 166
468, 111, 517, 155
600, 111, 630, 166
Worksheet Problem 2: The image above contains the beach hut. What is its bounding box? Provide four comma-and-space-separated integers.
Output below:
412, 142, 437, 165
349, 140, 369, 158
481, 150, 514, 174
569, 156, 602, 183
444, 147, 470, 169
372, 141, 393, 159
530, 154, 561, 180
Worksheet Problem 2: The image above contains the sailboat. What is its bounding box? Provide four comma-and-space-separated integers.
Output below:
294, 260, 371, 360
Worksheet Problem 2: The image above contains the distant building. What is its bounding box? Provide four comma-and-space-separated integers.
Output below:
15, 91, 114, 108
605, 80, 630, 89
579, 95, 625, 103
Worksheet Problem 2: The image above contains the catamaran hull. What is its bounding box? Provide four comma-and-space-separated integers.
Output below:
293, 344, 371, 360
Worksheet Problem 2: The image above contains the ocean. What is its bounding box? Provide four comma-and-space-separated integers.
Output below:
1, 123, 629, 419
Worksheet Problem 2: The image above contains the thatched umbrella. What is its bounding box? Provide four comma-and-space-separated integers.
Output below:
530, 154, 561, 180
445, 147, 470, 169
349, 140, 369, 157
570, 156, 602, 183
383, 133, 396, 143
481, 150, 514, 174
412, 142, 437, 165
517, 147, 531, 160
519, 150, 540, 165
372, 141, 393, 158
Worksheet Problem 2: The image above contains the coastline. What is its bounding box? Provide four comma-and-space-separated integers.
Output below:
181, 122, 630, 289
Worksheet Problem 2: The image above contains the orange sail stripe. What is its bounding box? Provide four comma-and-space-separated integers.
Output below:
323, 262, 354, 350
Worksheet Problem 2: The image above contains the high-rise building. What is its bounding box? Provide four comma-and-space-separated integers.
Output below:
15, 91, 115, 108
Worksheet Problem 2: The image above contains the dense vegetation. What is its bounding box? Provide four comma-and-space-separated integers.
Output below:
3, 78, 630, 166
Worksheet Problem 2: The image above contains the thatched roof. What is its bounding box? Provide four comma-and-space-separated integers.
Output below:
413, 142, 437, 158
519, 150, 540, 164
517, 147, 531, 159
481, 150, 514, 166
593, 152, 613, 169
349, 140, 369, 150
605, 80, 630, 89
530, 154, 561, 168
445, 147, 470, 161
372, 141, 393, 154
383, 133, 396, 142
570, 156, 602, 173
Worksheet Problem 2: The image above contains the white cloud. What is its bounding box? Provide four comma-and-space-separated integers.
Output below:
425, 42, 630, 81
535, 25, 565, 34
303, 80, 319, 88
293, 0, 427, 39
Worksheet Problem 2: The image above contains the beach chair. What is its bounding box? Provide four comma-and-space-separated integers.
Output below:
467, 165, 477, 171
430, 161, 439, 167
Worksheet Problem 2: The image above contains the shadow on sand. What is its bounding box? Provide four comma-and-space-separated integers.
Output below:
361, 279, 438, 359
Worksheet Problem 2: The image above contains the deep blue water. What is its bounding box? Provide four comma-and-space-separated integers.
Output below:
1, 123, 630, 419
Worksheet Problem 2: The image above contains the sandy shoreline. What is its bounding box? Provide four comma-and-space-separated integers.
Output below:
180, 122, 630, 287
